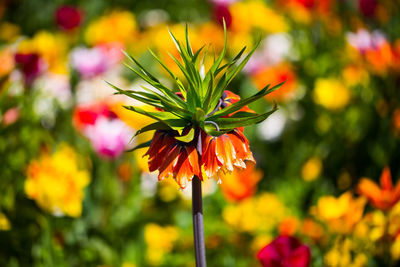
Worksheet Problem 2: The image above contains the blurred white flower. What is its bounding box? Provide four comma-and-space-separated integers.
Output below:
263, 33, 292, 66
141, 172, 159, 198
257, 109, 287, 141
75, 71, 128, 104
33, 73, 72, 109
244, 33, 292, 74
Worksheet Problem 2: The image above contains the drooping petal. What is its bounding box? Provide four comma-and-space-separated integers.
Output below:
215, 134, 236, 172
201, 136, 221, 179
158, 144, 181, 181
227, 130, 255, 167
147, 131, 176, 172
173, 146, 201, 188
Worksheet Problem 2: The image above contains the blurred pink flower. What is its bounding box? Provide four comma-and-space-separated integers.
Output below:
210, 0, 239, 5
346, 29, 386, 53
2, 107, 19, 126
84, 116, 133, 158
257, 236, 311, 267
73, 102, 133, 158
55, 5, 83, 31
70, 47, 108, 78
97, 42, 125, 66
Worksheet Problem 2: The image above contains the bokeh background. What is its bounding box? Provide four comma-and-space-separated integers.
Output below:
1, 0, 400, 266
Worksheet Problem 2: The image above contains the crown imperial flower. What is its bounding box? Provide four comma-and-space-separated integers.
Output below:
109, 23, 283, 188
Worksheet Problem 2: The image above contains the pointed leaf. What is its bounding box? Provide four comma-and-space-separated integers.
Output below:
126, 141, 152, 152
174, 127, 195, 143
209, 81, 284, 119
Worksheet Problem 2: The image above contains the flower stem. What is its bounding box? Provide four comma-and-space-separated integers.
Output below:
192, 176, 207, 267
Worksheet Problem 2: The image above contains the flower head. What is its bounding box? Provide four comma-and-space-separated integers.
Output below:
257, 235, 311, 267
109, 24, 282, 188
358, 166, 400, 211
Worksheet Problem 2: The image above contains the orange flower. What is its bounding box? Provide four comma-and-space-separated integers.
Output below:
358, 166, 400, 211
144, 90, 257, 189
301, 218, 324, 241
201, 129, 255, 179
251, 64, 297, 102
278, 216, 300, 236
145, 131, 201, 188
219, 162, 262, 202
365, 42, 394, 75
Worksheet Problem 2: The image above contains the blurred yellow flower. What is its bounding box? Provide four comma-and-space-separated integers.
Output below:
301, 157, 323, 181
391, 236, 400, 260
109, 102, 155, 130
223, 192, 288, 233
18, 31, 68, 74
311, 191, 366, 234
0, 212, 11, 230
144, 223, 179, 265
324, 237, 368, 267
121, 263, 136, 267
85, 11, 137, 46
25, 144, 91, 217
229, 1, 288, 34
313, 78, 350, 110
354, 211, 385, 242
159, 178, 180, 202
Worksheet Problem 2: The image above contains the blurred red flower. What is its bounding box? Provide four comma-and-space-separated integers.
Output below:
73, 102, 116, 131
213, 4, 232, 28
14, 53, 42, 86
257, 236, 311, 267
55, 5, 83, 31
359, 0, 377, 17
357, 166, 400, 211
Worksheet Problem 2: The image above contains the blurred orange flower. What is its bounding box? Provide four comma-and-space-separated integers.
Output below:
251, 64, 297, 102
365, 41, 394, 75
358, 166, 400, 211
301, 218, 324, 241
0, 47, 14, 77
219, 162, 262, 202
278, 216, 300, 236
